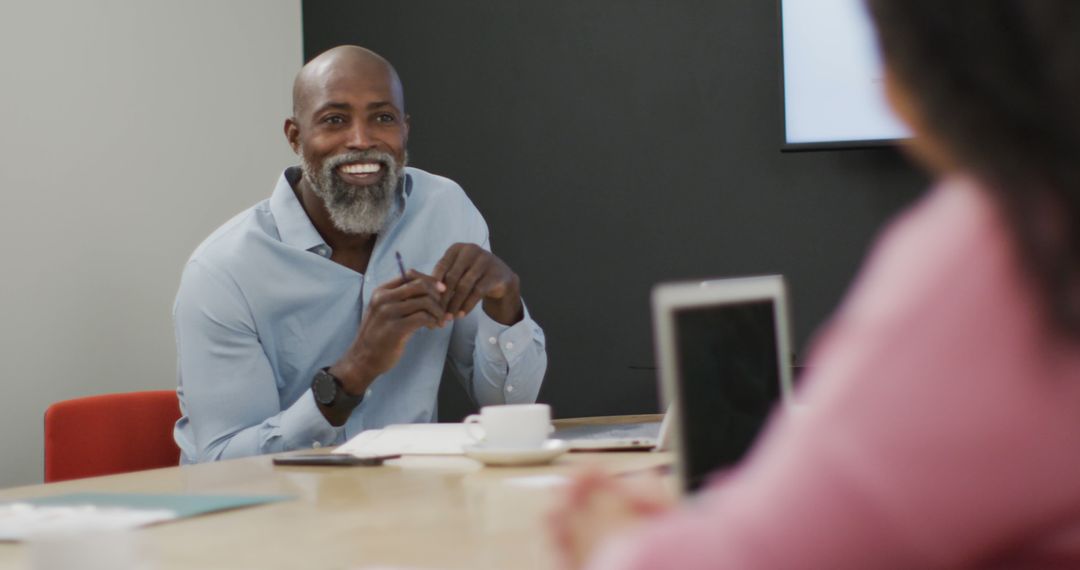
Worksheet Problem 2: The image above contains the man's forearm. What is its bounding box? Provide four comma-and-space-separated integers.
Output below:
191, 391, 344, 462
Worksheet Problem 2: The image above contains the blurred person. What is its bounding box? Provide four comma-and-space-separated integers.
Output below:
550, 2, 1080, 568
173, 46, 546, 463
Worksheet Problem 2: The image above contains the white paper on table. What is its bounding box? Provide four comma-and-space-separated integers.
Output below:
334, 423, 481, 457
0, 503, 176, 541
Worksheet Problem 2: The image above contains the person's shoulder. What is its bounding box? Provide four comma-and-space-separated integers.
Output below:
405, 167, 473, 204
187, 199, 275, 269
400, 167, 489, 246
838, 175, 1021, 326
404, 167, 485, 220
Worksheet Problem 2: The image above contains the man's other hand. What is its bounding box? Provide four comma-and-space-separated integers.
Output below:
432, 243, 523, 326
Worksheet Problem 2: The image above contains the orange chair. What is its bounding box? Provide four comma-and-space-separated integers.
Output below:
44, 390, 182, 483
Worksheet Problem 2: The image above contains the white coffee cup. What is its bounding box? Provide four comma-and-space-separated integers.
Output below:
464, 404, 553, 449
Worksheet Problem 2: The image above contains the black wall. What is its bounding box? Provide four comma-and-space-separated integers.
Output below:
302, 0, 927, 420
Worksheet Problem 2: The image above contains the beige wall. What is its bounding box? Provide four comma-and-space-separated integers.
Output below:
0, 0, 302, 487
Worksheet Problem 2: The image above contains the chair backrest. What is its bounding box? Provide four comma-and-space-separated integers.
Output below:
44, 390, 181, 483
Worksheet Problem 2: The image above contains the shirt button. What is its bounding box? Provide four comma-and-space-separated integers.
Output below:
312, 441, 322, 449
365, 389, 373, 398
506, 385, 514, 393
505, 342, 515, 350
488, 337, 497, 345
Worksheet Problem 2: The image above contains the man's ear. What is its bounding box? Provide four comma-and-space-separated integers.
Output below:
403, 114, 411, 145
284, 118, 301, 154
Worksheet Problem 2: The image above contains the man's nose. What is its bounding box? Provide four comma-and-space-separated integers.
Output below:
345, 122, 375, 150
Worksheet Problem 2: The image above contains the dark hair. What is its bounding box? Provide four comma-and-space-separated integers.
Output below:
865, 0, 1080, 335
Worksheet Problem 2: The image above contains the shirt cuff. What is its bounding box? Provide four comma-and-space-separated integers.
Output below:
277, 391, 347, 451
478, 300, 536, 367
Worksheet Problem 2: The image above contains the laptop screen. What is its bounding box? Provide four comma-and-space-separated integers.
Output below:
673, 299, 782, 492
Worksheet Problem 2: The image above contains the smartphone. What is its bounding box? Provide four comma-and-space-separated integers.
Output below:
272, 454, 400, 467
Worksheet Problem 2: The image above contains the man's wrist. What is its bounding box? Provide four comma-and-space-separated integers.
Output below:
311, 367, 363, 427
328, 356, 374, 396
483, 296, 524, 325
483, 277, 524, 325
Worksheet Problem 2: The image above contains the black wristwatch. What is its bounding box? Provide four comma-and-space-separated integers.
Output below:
311, 367, 363, 414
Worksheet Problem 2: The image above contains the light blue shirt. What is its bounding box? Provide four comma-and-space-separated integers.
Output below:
173, 167, 547, 463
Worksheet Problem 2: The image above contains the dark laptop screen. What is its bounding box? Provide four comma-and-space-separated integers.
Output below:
673, 299, 782, 492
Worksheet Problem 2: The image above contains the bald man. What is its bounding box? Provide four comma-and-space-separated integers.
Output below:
172, 46, 547, 463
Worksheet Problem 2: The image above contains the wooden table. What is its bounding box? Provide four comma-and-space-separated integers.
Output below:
0, 416, 668, 569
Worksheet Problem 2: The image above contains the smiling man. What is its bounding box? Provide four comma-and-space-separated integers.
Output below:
172, 46, 547, 463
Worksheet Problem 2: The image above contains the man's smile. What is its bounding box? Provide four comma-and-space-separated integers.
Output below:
337, 161, 384, 185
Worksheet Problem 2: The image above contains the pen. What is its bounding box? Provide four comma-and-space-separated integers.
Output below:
395, 251, 409, 281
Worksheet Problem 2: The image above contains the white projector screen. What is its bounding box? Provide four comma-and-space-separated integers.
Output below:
780, 0, 910, 148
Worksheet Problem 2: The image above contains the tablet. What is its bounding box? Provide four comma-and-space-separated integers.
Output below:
652, 275, 795, 492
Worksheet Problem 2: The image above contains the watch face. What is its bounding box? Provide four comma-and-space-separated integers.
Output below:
312, 370, 338, 406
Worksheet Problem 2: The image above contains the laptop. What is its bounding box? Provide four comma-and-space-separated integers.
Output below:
652, 275, 796, 493
554, 412, 674, 451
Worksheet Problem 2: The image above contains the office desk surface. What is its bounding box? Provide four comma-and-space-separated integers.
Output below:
0, 415, 669, 569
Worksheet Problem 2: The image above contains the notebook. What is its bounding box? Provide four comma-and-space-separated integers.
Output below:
652, 275, 796, 493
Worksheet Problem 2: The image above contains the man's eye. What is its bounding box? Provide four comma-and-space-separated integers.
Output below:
323, 115, 346, 125
376, 113, 397, 124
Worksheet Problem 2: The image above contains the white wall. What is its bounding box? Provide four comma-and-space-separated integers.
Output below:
0, 0, 302, 487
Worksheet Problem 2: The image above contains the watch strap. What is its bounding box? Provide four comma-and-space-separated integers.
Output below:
312, 367, 362, 425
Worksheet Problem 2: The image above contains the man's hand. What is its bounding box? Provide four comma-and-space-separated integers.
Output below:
432, 243, 523, 326
329, 271, 447, 395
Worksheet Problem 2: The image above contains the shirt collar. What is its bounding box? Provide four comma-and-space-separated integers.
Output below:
269, 166, 414, 253
402, 167, 413, 202
270, 167, 327, 252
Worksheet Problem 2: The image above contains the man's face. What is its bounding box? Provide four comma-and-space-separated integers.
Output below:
287, 62, 410, 235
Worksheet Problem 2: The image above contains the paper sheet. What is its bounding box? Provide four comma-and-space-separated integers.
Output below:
0, 503, 173, 541
0, 493, 291, 541
334, 423, 480, 456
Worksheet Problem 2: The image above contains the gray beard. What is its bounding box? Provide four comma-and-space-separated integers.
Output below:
301, 149, 406, 235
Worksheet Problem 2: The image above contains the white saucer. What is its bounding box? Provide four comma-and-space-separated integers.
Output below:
463, 439, 569, 467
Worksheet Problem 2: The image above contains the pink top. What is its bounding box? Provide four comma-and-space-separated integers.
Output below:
590, 177, 1080, 569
